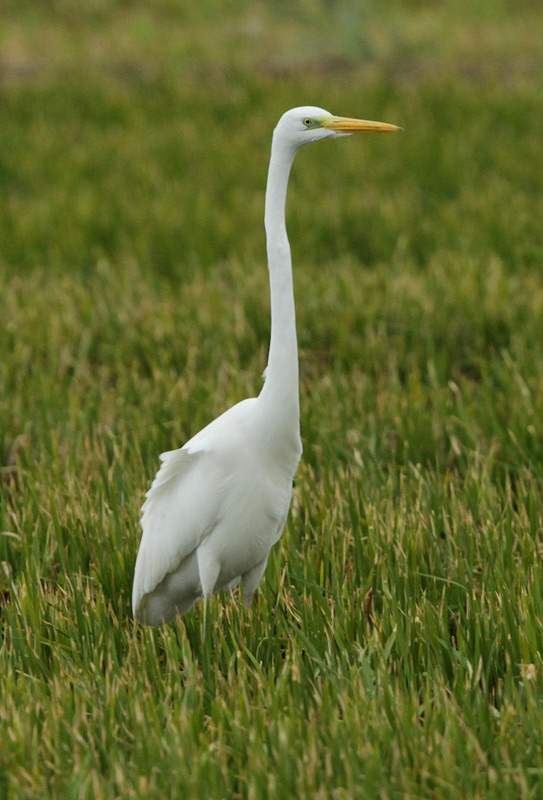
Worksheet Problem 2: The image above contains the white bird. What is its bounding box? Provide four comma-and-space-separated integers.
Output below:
132, 106, 401, 626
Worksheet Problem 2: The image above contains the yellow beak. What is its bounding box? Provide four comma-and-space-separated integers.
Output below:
322, 116, 402, 133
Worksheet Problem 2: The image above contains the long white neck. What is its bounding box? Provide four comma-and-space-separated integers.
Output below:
258, 134, 299, 431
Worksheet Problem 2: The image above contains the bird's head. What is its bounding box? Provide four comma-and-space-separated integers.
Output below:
274, 106, 402, 150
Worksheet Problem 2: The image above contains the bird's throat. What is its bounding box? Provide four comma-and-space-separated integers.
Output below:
259, 137, 300, 431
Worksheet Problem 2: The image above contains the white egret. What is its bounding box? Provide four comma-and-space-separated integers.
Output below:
132, 106, 401, 626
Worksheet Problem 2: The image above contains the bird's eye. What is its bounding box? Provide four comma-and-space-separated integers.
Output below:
303, 118, 313, 127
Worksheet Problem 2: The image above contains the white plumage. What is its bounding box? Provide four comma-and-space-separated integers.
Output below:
133, 400, 299, 625
132, 106, 401, 626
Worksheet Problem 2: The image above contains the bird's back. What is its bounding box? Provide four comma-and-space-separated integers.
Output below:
132, 397, 301, 625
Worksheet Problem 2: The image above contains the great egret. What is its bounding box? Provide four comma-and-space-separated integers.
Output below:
132, 106, 400, 626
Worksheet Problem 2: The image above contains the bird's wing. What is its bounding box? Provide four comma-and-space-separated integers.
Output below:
132, 398, 259, 616
131, 442, 223, 614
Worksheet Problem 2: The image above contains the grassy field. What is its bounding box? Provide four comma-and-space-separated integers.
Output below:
2, 0, 543, 797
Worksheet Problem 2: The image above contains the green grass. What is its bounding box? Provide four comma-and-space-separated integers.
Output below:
2, 0, 543, 797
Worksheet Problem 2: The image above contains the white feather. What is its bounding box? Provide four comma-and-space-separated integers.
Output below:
132, 399, 301, 625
